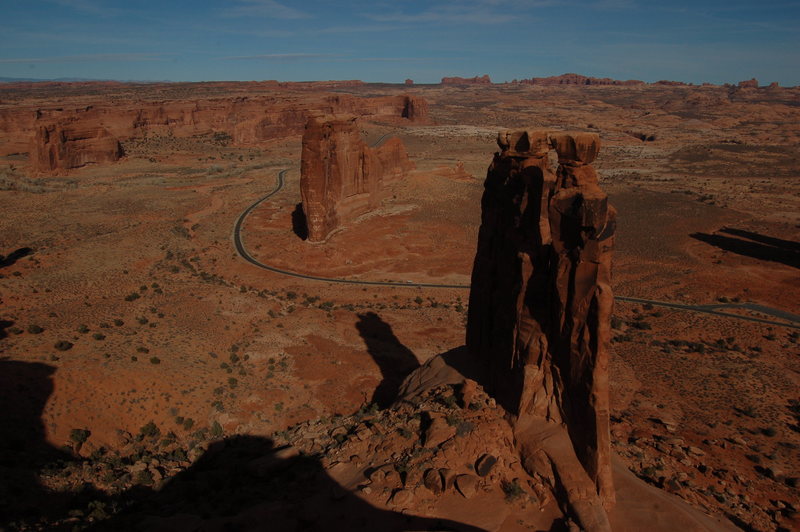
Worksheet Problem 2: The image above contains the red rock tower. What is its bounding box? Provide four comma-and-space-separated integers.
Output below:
467, 129, 616, 528
300, 115, 414, 243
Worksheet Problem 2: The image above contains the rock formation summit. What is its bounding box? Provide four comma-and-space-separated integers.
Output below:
300, 115, 415, 243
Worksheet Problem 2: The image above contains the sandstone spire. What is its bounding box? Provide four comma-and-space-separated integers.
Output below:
467, 129, 616, 529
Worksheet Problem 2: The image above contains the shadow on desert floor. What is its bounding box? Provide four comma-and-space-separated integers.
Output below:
355, 311, 422, 408
290, 202, 309, 241
0, 353, 488, 531
691, 227, 799, 269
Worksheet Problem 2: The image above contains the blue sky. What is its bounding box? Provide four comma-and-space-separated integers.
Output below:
1, 0, 798, 85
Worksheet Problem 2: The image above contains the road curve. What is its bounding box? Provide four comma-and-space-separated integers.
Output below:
232, 169, 800, 330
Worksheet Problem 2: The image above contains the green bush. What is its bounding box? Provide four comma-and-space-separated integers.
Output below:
69, 428, 91, 444
139, 421, 160, 438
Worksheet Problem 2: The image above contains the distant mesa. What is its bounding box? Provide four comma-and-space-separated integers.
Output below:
31, 120, 124, 175
514, 73, 645, 86
441, 75, 492, 85
737, 78, 759, 89
299, 115, 415, 243
405, 78, 414, 85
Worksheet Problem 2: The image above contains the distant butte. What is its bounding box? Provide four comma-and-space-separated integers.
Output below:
441, 75, 492, 85
514, 73, 645, 86
299, 115, 415, 243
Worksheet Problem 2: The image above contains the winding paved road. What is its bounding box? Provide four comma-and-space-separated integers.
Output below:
232, 169, 800, 330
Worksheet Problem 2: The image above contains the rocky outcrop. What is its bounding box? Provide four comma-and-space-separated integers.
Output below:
654, 80, 691, 86
737, 78, 759, 89
466, 129, 616, 530
300, 115, 414, 242
441, 75, 492, 85
516, 73, 645, 86
31, 120, 124, 174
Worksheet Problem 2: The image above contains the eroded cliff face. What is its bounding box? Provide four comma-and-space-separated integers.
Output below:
0, 91, 430, 172
300, 115, 414, 243
31, 121, 124, 174
466, 129, 616, 529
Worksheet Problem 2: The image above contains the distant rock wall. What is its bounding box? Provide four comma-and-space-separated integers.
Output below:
31, 120, 124, 174
515, 73, 644, 86
0, 92, 430, 170
466, 130, 616, 526
441, 75, 492, 85
300, 115, 414, 243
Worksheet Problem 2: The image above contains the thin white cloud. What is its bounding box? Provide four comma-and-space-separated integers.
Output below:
48, 0, 127, 17
346, 57, 465, 63
224, 0, 309, 19
363, 0, 560, 24
591, 0, 637, 9
0, 53, 167, 64
221, 53, 337, 61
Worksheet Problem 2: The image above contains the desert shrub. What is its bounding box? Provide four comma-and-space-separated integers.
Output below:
210, 421, 223, 438
54, 340, 73, 351
124, 292, 140, 302
113, 319, 124, 326
77, 324, 89, 333
501, 479, 525, 501
139, 421, 160, 438
69, 428, 91, 444
149, 356, 161, 364
93, 333, 106, 341
134, 469, 153, 486
27, 324, 44, 334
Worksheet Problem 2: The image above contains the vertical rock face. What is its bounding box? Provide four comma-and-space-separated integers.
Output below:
300, 115, 414, 243
399, 95, 428, 122
466, 129, 616, 522
31, 121, 124, 174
